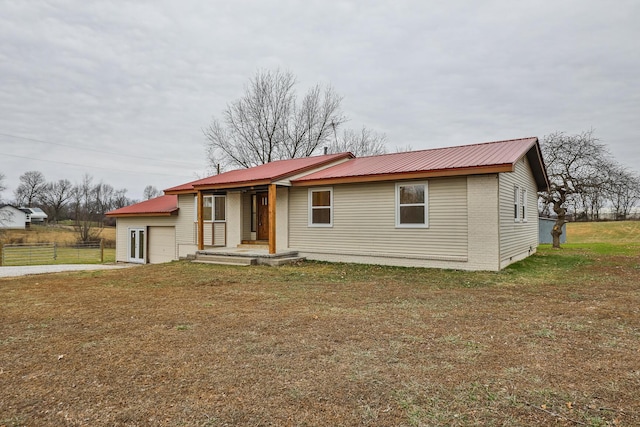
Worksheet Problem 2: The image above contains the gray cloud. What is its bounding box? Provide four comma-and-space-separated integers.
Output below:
1, 0, 638, 201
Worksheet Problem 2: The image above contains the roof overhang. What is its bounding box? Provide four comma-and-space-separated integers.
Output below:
292, 164, 514, 186
106, 209, 179, 218
526, 141, 550, 192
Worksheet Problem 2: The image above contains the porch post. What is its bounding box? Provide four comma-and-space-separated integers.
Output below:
268, 183, 276, 254
197, 190, 204, 251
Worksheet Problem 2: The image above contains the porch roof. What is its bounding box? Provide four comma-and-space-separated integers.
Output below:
164, 152, 354, 194
292, 137, 549, 191
106, 195, 178, 217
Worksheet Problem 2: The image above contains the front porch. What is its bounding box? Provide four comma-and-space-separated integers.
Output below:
196, 184, 290, 255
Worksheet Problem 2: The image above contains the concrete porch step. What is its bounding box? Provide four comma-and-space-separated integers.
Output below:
192, 250, 304, 267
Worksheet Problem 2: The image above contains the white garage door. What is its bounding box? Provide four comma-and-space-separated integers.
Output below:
148, 227, 176, 264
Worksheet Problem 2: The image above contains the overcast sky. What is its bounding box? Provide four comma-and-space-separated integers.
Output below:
1, 0, 638, 202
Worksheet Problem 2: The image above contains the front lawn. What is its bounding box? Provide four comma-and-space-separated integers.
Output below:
1, 227, 638, 426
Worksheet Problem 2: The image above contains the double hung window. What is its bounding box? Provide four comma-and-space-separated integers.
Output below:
308, 188, 333, 227
396, 182, 428, 227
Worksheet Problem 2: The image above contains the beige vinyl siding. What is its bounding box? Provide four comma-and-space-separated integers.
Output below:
114, 216, 177, 263
499, 156, 539, 267
196, 222, 226, 246
289, 177, 468, 261
176, 195, 196, 245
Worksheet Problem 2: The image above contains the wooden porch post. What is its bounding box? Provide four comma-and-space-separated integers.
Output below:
197, 190, 204, 251
268, 184, 276, 254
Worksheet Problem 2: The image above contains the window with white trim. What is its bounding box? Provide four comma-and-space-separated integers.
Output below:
194, 195, 226, 222
396, 182, 428, 227
308, 188, 332, 227
514, 186, 521, 222
521, 189, 528, 222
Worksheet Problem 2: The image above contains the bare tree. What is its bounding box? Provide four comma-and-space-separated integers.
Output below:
112, 189, 132, 209
574, 158, 614, 221
0, 173, 8, 231
72, 175, 103, 243
143, 185, 161, 200
204, 69, 347, 169
326, 127, 387, 157
607, 165, 640, 220
14, 171, 46, 207
539, 130, 613, 247
0, 172, 5, 197
38, 179, 73, 224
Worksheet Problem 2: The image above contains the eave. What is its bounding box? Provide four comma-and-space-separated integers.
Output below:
291, 164, 514, 187
106, 210, 179, 218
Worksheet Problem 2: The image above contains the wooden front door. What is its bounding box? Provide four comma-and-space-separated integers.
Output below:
257, 192, 269, 240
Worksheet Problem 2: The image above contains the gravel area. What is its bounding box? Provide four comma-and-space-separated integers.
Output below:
0, 263, 136, 278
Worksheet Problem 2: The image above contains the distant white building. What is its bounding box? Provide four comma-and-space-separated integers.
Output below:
20, 207, 48, 225
0, 205, 28, 229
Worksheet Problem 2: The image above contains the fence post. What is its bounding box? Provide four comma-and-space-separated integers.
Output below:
53, 242, 57, 260
100, 239, 104, 263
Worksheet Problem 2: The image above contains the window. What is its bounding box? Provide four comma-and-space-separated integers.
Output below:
213, 195, 226, 221
309, 188, 332, 226
194, 195, 226, 222
203, 196, 213, 221
396, 182, 428, 227
521, 189, 528, 222
514, 186, 521, 222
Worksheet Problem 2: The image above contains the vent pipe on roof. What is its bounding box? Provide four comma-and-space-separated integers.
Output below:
323, 146, 328, 155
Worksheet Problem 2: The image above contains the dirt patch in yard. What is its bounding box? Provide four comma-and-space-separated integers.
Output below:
1, 250, 639, 426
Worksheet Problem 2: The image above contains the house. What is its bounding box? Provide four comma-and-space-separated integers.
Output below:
106, 137, 549, 271
20, 207, 48, 225
0, 205, 28, 229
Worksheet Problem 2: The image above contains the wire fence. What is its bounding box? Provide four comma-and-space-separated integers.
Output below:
0, 241, 104, 266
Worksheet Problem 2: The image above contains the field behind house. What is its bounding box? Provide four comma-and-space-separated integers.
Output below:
0, 226, 116, 265
1, 222, 639, 426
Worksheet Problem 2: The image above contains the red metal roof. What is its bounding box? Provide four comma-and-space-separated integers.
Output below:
164, 152, 354, 193
293, 137, 547, 189
106, 195, 178, 217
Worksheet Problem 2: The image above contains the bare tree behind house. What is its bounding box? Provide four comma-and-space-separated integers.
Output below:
38, 179, 73, 224
13, 171, 46, 207
143, 185, 161, 200
539, 130, 613, 248
71, 175, 103, 242
0, 173, 8, 232
205, 69, 356, 170
607, 165, 640, 220
112, 189, 132, 209
326, 127, 388, 157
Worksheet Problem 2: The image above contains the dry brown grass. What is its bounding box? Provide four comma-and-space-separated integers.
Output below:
1, 227, 639, 426
1, 225, 116, 245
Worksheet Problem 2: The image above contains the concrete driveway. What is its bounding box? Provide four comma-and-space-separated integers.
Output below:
0, 264, 136, 278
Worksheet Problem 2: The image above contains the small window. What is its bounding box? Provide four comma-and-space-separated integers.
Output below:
203, 196, 213, 221
309, 188, 332, 227
195, 195, 226, 222
396, 182, 428, 227
521, 189, 528, 222
514, 186, 521, 222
